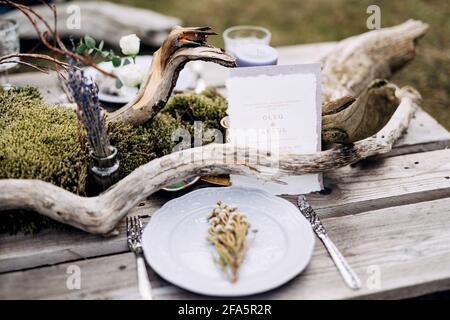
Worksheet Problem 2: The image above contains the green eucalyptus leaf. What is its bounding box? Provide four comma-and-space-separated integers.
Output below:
98, 40, 104, 51
76, 44, 86, 55
84, 35, 96, 49
112, 56, 122, 68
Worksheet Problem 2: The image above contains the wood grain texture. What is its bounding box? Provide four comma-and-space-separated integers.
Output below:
3, 197, 450, 300
321, 20, 428, 104
0, 252, 141, 300
391, 108, 450, 156
301, 148, 450, 218
0, 197, 164, 273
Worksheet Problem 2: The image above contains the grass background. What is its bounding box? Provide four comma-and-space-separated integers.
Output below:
109, 0, 450, 130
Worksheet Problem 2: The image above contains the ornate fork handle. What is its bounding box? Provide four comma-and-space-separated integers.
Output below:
297, 196, 361, 290
136, 254, 153, 300
127, 216, 153, 300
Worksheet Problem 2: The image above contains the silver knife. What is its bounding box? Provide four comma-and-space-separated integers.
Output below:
297, 195, 361, 290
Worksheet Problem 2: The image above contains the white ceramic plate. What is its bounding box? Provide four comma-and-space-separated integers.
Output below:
142, 186, 315, 297
84, 55, 196, 104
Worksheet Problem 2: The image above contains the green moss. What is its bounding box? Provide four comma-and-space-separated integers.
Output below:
0, 87, 89, 233
0, 87, 89, 192
163, 86, 227, 131
0, 87, 227, 233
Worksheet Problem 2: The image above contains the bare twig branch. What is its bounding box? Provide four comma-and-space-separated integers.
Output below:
4, 60, 49, 73
0, 53, 70, 68
0, 0, 116, 77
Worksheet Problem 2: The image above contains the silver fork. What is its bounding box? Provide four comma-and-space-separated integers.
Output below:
297, 195, 362, 290
126, 216, 153, 300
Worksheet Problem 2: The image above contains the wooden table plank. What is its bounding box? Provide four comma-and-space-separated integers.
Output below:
3, 197, 450, 300
0, 197, 165, 273
300, 148, 450, 217
389, 108, 450, 157
1, 149, 449, 273
0, 252, 141, 300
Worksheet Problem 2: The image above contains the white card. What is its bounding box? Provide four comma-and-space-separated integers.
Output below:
226, 64, 323, 195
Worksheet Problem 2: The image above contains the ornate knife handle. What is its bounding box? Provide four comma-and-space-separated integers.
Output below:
297, 195, 361, 290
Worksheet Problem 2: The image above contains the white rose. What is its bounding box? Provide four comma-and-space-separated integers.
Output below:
118, 64, 145, 88
119, 34, 140, 56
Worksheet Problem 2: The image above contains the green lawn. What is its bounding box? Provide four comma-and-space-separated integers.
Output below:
109, 0, 450, 130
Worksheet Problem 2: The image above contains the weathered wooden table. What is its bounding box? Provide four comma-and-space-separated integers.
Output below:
1, 42, 450, 300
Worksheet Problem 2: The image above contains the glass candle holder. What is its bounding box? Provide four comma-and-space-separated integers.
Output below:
223, 25, 271, 56
0, 19, 20, 88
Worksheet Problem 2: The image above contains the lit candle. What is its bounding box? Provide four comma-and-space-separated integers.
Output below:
234, 43, 278, 67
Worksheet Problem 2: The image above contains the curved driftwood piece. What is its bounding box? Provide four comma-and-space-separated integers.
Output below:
321, 19, 428, 104
0, 20, 428, 234
319, 20, 427, 143
106, 27, 236, 126
0, 88, 420, 234
322, 79, 400, 144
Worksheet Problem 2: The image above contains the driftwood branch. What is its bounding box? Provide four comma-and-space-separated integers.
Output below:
106, 26, 236, 126
0, 88, 420, 234
319, 19, 428, 143
321, 19, 428, 104
0, 20, 428, 234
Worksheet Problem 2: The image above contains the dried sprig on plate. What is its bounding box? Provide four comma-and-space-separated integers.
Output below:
207, 201, 254, 283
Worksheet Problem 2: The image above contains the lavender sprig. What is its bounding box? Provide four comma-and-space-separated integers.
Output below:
66, 59, 112, 158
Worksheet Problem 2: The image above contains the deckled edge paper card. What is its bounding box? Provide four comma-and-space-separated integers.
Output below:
226, 64, 323, 195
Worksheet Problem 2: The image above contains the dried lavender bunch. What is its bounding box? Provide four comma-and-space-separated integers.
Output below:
207, 201, 253, 283
66, 59, 112, 158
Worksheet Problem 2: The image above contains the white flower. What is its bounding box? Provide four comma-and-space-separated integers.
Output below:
119, 34, 140, 56
117, 64, 145, 88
